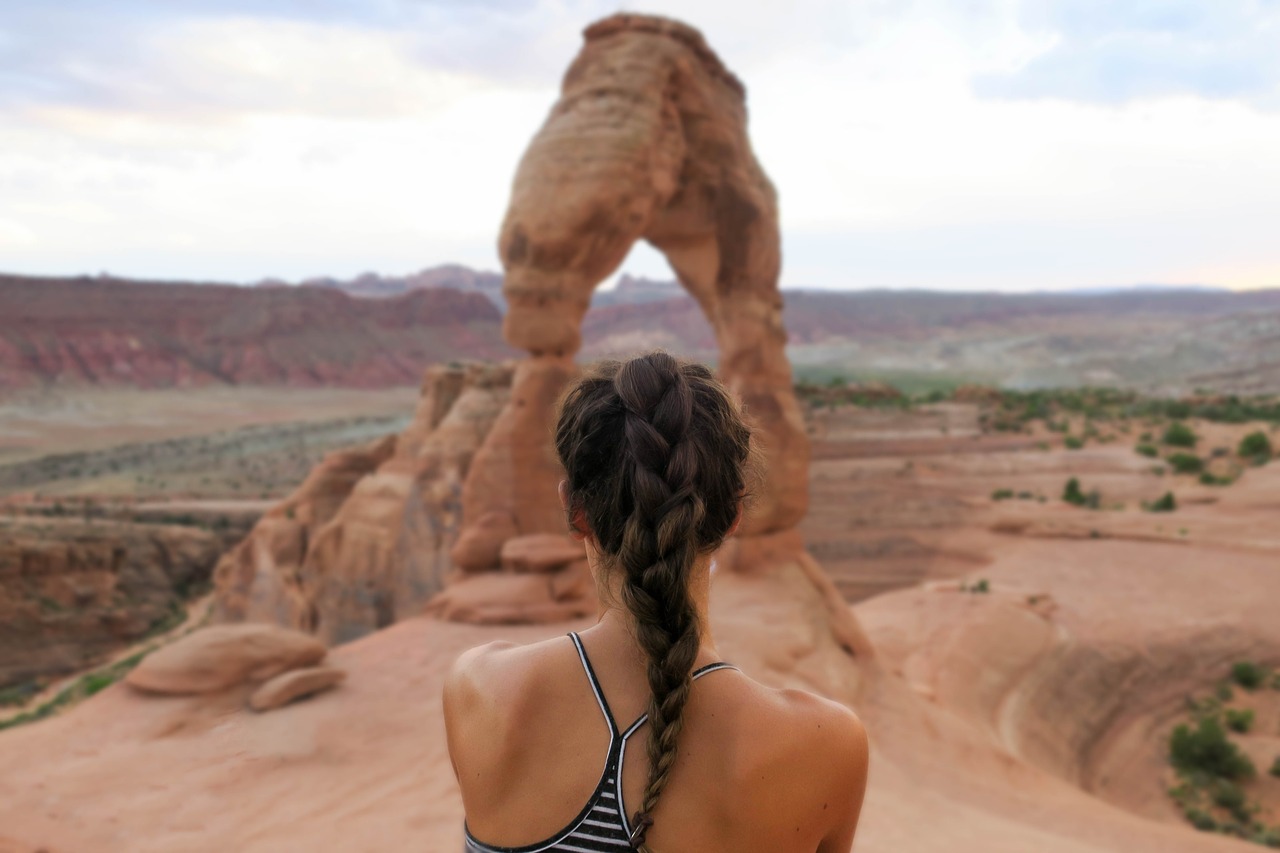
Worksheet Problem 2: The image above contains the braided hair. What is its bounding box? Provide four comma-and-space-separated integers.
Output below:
554, 352, 751, 851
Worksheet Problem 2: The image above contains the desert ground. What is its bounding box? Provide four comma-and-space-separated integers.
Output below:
0, 386, 415, 499
1, 386, 1277, 851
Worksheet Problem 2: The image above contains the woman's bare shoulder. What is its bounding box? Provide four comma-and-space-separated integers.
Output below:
729, 677, 869, 787
443, 635, 573, 720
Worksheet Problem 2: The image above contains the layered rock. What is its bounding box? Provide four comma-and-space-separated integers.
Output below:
213, 362, 513, 643
453, 13, 811, 579
0, 519, 225, 690
0, 274, 510, 391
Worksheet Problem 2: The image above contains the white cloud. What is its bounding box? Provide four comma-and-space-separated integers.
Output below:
1, 0, 1278, 290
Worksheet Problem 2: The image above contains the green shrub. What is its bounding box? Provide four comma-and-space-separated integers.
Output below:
1184, 808, 1217, 831
1145, 492, 1177, 513
1063, 478, 1085, 505
1271, 756, 1280, 778
991, 488, 1015, 501
1164, 421, 1199, 448
1169, 716, 1254, 780
1199, 472, 1235, 486
1239, 430, 1273, 459
1135, 443, 1159, 458
1064, 435, 1085, 450
1166, 453, 1204, 474
1211, 779, 1250, 823
1225, 708, 1255, 734
1062, 478, 1100, 508
1231, 661, 1266, 690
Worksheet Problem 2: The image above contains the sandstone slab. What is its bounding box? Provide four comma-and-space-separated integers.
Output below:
125, 624, 326, 695
248, 665, 346, 712
499, 534, 584, 574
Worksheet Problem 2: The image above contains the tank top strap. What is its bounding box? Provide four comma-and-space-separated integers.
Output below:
567, 631, 619, 736
619, 660, 739, 740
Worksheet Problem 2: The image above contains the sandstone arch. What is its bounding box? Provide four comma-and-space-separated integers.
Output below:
452, 14, 811, 569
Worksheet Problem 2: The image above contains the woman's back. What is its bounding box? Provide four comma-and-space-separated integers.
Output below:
444, 353, 868, 851
445, 628, 868, 852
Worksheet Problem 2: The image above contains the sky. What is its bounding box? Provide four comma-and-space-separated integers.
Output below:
1, 0, 1279, 292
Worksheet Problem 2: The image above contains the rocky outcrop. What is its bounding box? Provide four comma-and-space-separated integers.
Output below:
248, 665, 346, 712
0, 275, 511, 391
213, 362, 514, 644
0, 519, 224, 690
125, 624, 326, 695
453, 13, 811, 576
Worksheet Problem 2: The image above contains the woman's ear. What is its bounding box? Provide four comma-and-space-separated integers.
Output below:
560, 479, 589, 541
726, 498, 744, 537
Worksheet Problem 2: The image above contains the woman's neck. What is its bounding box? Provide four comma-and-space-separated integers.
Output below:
584, 543, 720, 663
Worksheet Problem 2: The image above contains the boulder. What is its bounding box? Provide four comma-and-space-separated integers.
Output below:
248, 665, 346, 712
125, 624, 326, 695
499, 534, 584, 573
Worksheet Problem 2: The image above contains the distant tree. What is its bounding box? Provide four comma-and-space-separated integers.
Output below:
1163, 421, 1198, 448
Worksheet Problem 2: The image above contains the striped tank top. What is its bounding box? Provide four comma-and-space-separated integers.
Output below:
464, 631, 738, 853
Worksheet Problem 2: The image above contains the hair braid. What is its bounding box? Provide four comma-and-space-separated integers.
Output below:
554, 351, 753, 852
613, 356, 705, 850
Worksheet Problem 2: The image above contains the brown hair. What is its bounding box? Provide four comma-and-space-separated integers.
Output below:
554, 351, 751, 850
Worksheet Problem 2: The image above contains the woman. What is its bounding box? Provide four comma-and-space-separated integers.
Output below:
444, 351, 869, 852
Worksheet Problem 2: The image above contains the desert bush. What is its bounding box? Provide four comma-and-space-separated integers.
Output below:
1135, 443, 1159, 458
1145, 492, 1177, 513
1169, 716, 1255, 781
1062, 478, 1100, 508
1271, 756, 1280, 779
1232, 661, 1266, 690
1239, 431, 1273, 461
1166, 453, 1204, 474
1217, 682, 1235, 702
1063, 435, 1085, 450
1211, 780, 1251, 823
1199, 472, 1235, 486
1225, 709, 1255, 734
991, 488, 1014, 501
1164, 421, 1199, 448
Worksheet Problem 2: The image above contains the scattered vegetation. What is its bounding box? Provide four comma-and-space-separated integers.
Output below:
1224, 708, 1255, 734
0, 651, 147, 732
1144, 492, 1177, 513
1061, 477, 1101, 509
1168, 664, 1280, 845
1163, 421, 1199, 448
1271, 757, 1280, 779
1239, 431, 1273, 463
1232, 661, 1267, 690
1135, 443, 1159, 458
961, 578, 990, 594
1063, 435, 1085, 450
1170, 716, 1255, 780
1166, 452, 1204, 475
1200, 472, 1237, 486
991, 488, 1015, 501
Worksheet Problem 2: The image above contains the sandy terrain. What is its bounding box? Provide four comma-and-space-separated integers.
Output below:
0, 387, 415, 499
1, 401, 1277, 851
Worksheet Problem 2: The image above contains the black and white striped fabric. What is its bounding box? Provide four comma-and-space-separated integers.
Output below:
464, 632, 737, 853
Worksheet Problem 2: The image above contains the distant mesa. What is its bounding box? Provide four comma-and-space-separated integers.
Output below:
0, 273, 512, 392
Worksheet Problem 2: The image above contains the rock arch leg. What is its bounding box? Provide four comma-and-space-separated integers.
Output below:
452, 14, 809, 569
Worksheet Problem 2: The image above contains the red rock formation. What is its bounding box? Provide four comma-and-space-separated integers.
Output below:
0, 519, 225, 690
0, 275, 510, 391
213, 362, 518, 643
124, 624, 326, 695
454, 13, 811, 577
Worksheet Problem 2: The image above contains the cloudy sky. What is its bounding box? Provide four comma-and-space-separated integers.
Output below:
2, 0, 1279, 291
